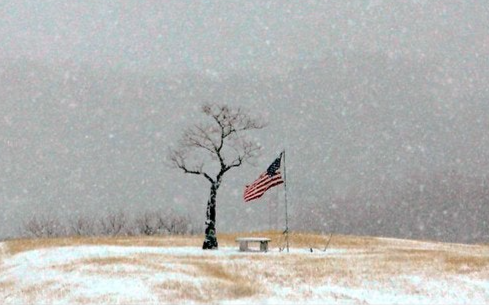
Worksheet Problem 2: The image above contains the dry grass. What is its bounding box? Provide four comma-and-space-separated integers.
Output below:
444, 255, 489, 273
152, 261, 261, 302
193, 261, 261, 297
11, 280, 74, 304
3, 230, 384, 256
72, 295, 123, 304
216, 230, 356, 249
154, 280, 207, 302
2, 231, 489, 304
4, 235, 203, 255
5, 231, 489, 277
0, 280, 15, 291
53, 254, 175, 276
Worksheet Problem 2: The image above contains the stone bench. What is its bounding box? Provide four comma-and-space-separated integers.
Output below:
235, 237, 271, 252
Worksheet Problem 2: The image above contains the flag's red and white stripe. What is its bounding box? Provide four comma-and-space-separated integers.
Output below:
243, 171, 284, 202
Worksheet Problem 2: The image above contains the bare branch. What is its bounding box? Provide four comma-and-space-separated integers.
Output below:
203, 104, 267, 142
168, 148, 214, 183
22, 215, 66, 238
201, 104, 266, 169
226, 138, 262, 171
170, 103, 267, 189
181, 124, 219, 154
154, 211, 191, 235
99, 211, 127, 236
69, 215, 95, 236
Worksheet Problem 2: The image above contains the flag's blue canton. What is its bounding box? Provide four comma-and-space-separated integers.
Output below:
266, 156, 282, 177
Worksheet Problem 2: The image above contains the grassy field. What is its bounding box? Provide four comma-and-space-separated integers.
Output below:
1, 231, 488, 304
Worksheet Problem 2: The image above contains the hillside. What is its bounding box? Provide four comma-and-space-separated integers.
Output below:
0, 232, 488, 304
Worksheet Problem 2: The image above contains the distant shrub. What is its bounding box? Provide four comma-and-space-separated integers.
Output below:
99, 211, 127, 236
21, 215, 67, 238
20, 210, 193, 238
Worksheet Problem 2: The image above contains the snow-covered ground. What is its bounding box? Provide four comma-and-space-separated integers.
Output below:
0, 239, 488, 304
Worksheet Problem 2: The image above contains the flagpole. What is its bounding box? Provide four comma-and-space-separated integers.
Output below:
282, 150, 289, 253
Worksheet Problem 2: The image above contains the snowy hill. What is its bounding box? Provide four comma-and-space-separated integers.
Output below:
0, 232, 488, 304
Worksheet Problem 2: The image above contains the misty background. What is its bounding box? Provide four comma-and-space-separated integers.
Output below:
1, 0, 488, 243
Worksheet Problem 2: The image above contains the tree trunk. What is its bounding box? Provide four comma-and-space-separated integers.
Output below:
202, 183, 219, 249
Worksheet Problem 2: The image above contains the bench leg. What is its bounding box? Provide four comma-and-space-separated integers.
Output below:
260, 241, 268, 252
239, 241, 248, 252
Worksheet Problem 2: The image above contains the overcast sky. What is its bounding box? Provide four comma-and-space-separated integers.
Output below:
2, 1, 487, 72
1, 0, 488, 242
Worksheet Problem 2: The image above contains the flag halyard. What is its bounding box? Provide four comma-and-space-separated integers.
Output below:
244, 154, 284, 202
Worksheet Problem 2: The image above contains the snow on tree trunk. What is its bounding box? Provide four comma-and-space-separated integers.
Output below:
203, 183, 219, 249
169, 104, 265, 251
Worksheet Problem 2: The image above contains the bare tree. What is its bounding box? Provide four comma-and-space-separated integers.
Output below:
22, 215, 66, 238
156, 212, 191, 235
135, 212, 160, 236
99, 211, 127, 236
69, 215, 96, 236
19, 210, 193, 238
169, 104, 266, 249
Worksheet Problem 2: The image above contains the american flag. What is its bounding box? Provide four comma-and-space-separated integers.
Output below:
243, 154, 284, 202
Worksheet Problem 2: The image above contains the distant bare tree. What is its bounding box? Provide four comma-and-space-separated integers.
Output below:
19, 211, 192, 239
169, 104, 266, 249
22, 215, 65, 238
158, 213, 191, 235
133, 210, 191, 236
99, 211, 127, 236
69, 215, 95, 236
135, 212, 160, 236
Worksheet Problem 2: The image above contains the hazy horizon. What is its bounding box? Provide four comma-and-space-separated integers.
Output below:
1, 0, 488, 243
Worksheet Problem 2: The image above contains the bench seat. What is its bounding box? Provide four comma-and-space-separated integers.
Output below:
235, 237, 271, 252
